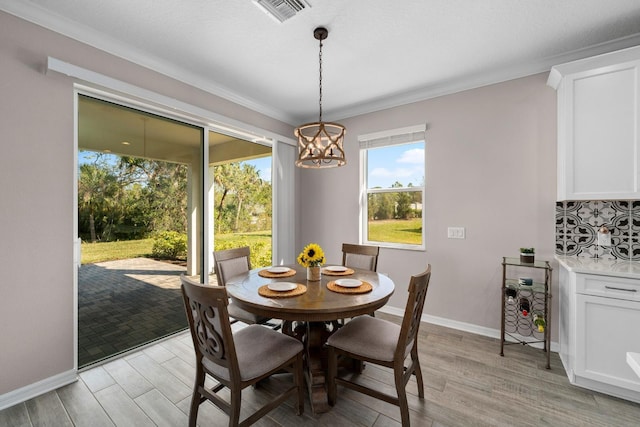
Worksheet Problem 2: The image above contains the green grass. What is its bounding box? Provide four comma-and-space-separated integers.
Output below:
81, 238, 154, 264
81, 223, 421, 265
81, 231, 273, 266
368, 218, 422, 245
215, 231, 272, 267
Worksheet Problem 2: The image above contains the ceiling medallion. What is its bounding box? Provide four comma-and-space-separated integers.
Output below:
295, 27, 346, 169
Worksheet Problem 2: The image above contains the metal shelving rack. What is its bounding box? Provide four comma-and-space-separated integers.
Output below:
500, 256, 552, 369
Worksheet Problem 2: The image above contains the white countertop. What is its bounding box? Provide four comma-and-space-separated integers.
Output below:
628, 353, 640, 379
555, 256, 640, 279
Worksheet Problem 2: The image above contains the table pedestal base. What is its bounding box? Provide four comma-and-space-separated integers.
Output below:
283, 320, 340, 414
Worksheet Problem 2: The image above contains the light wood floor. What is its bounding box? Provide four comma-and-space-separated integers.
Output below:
2, 313, 640, 426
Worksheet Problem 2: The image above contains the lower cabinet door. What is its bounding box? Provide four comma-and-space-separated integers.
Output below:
576, 294, 640, 392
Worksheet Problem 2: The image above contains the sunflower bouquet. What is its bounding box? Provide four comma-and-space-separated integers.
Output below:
297, 243, 325, 268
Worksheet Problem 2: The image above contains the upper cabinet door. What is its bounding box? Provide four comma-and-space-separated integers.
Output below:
549, 47, 640, 201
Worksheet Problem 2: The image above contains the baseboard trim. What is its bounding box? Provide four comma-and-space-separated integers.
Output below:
573, 376, 640, 404
378, 307, 559, 353
0, 369, 78, 411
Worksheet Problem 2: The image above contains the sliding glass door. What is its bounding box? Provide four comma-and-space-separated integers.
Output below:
208, 130, 273, 271
74, 92, 293, 367
76, 94, 204, 367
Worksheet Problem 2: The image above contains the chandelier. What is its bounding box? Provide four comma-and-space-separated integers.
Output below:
295, 27, 346, 168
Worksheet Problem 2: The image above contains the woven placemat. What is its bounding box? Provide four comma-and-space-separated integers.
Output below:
258, 268, 296, 278
258, 284, 307, 298
322, 267, 355, 276
327, 280, 373, 294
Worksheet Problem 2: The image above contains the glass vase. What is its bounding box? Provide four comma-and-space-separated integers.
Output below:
307, 266, 321, 281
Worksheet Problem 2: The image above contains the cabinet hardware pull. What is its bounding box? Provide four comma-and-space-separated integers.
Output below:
604, 285, 637, 292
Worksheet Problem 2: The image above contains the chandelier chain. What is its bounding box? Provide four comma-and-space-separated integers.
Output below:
318, 37, 323, 122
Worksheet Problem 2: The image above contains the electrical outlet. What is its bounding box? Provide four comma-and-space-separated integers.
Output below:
447, 227, 465, 239
597, 231, 611, 247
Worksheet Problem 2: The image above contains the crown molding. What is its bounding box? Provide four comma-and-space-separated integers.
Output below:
548, 44, 640, 89
325, 32, 640, 122
3, 1, 640, 125
0, 1, 297, 125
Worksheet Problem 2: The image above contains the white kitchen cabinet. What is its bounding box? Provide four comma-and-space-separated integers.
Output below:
558, 258, 640, 403
548, 46, 640, 201
558, 266, 575, 380
576, 294, 640, 393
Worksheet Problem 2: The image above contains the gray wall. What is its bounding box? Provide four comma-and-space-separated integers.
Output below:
298, 73, 558, 334
0, 11, 292, 395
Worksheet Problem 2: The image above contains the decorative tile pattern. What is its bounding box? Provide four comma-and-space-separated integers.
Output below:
631, 201, 640, 235
631, 237, 640, 259
555, 200, 640, 260
555, 202, 566, 255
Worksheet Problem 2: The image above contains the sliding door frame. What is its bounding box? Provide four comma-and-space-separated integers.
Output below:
61, 57, 297, 370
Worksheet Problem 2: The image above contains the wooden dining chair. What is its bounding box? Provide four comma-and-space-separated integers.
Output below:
180, 275, 304, 427
213, 246, 276, 328
342, 243, 380, 272
342, 243, 380, 319
326, 265, 432, 427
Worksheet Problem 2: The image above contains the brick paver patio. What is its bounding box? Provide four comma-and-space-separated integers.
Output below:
78, 258, 189, 367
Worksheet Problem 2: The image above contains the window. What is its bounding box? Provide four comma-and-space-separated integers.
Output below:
359, 125, 426, 250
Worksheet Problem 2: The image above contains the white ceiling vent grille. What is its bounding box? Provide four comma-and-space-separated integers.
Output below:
252, 0, 311, 23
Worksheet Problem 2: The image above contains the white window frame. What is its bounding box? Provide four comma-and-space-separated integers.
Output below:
359, 125, 426, 251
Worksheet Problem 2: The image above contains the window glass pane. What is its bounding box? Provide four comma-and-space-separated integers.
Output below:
209, 131, 272, 268
77, 94, 204, 367
367, 191, 422, 245
366, 141, 424, 189
363, 139, 424, 248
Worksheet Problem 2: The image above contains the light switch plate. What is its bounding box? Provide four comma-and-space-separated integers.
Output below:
447, 227, 465, 239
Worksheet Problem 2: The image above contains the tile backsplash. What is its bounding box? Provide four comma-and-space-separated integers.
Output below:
556, 200, 640, 260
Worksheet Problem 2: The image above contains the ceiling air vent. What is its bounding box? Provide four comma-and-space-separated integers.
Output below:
252, 0, 311, 23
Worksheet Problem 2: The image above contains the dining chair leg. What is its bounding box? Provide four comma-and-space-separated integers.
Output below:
188, 395, 199, 427
230, 389, 241, 427
411, 347, 424, 398
395, 366, 410, 427
353, 358, 364, 373
327, 346, 337, 406
188, 368, 204, 427
295, 354, 304, 415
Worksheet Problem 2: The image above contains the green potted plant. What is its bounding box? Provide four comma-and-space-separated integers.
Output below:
520, 247, 535, 264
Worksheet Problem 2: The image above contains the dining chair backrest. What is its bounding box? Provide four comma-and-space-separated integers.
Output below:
342, 243, 380, 272
180, 275, 240, 382
181, 274, 303, 425
213, 246, 251, 286
395, 265, 431, 362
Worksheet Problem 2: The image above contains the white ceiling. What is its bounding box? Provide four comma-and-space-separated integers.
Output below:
3, 0, 640, 125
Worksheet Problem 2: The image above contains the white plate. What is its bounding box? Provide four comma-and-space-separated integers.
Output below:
268, 282, 297, 292
267, 267, 290, 274
335, 279, 362, 288
325, 265, 348, 272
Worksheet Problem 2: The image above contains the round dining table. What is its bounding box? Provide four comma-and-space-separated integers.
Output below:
225, 264, 395, 414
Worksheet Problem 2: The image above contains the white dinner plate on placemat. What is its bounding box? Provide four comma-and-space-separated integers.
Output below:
268, 282, 297, 292
335, 279, 362, 288
325, 265, 348, 272
267, 266, 290, 274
